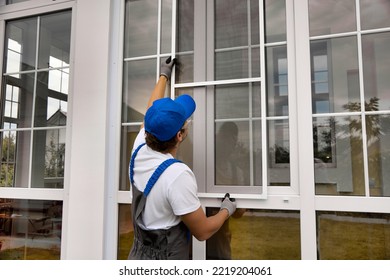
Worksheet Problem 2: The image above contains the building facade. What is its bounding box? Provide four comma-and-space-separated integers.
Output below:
0, 0, 389, 260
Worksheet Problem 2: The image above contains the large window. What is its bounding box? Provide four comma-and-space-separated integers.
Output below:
309, 0, 390, 197
0, 11, 71, 189
0, 10, 71, 260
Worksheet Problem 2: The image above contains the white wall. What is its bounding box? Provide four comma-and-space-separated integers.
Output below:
62, 0, 111, 259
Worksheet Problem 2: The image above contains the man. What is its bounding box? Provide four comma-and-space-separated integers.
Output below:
128, 57, 236, 260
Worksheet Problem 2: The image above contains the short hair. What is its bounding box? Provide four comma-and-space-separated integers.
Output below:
145, 131, 180, 153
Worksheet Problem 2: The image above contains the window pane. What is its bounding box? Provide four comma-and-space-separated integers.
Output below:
0, 199, 62, 260
119, 126, 139, 191
177, 0, 194, 53
117, 204, 133, 260
215, 121, 250, 186
124, 0, 158, 57
314, 116, 365, 196
268, 120, 290, 186
310, 37, 360, 114
0, 130, 30, 188
215, 49, 248, 80
4, 17, 37, 72
31, 129, 65, 189
215, 0, 260, 80
367, 115, 390, 197
215, 84, 251, 119
122, 59, 156, 123
317, 211, 390, 259
160, 0, 172, 54
265, 0, 286, 43
360, 0, 390, 30
38, 11, 71, 69
266, 46, 288, 116
34, 71, 68, 127
206, 209, 300, 259
309, 0, 356, 36
215, 0, 248, 49
362, 32, 390, 111
2, 74, 34, 129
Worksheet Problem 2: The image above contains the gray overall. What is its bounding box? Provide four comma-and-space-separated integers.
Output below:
127, 143, 190, 260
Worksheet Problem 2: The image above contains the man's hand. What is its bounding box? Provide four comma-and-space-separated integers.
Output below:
220, 193, 237, 217
160, 56, 176, 80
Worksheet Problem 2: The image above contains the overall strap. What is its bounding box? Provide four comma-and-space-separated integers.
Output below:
144, 158, 181, 197
129, 143, 146, 186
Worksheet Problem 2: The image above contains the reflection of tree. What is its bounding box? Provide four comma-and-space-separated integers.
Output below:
45, 136, 65, 178
1, 134, 15, 187
342, 97, 381, 145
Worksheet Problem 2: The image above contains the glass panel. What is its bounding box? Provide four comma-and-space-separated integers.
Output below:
4, 17, 37, 72
117, 204, 133, 260
360, 0, 390, 30
308, 0, 356, 36
119, 125, 139, 191
215, 49, 248, 80
122, 59, 156, 123
0, 199, 62, 260
31, 129, 65, 189
34, 71, 68, 127
266, 46, 288, 116
124, 0, 158, 57
38, 11, 71, 69
214, 0, 260, 80
268, 119, 290, 186
177, 0, 194, 53
314, 116, 365, 196
310, 37, 360, 114
215, 121, 250, 186
215, 0, 248, 49
2, 74, 34, 128
367, 115, 390, 197
317, 211, 390, 259
265, 0, 286, 43
161, 0, 172, 54
175, 91, 194, 170
175, 53, 194, 83
215, 84, 252, 119
0, 130, 30, 188
362, 32, 390, 111
206, 209, 300, 259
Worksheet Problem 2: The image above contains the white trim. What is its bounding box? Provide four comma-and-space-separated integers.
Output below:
0, 187, 63, 200
103, 0, 124, 260
0, 0, 73, 20
294, 0, 317, 260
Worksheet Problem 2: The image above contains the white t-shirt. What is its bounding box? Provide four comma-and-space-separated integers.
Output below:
131, 128, 201, 230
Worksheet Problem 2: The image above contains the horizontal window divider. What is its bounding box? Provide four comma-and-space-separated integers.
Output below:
215, 44, 260, 53
266, 115, 290, 120
264, 41, 288, 47
175, 77, 262, 88
3, 66, 70, 76
215, 117, 261, 123
0, 125, 66, 132
123, 51, 195, 62
315, 196, 390, 213
313, 111, 365, 118
361, 27, 390, 35
121, 122, 142, 127
310, 31, 359, 41
0, 187, 64, 201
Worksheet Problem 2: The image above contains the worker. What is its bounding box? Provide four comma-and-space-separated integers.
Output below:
128, 57, 236, 260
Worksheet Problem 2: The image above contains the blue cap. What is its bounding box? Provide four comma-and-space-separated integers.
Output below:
144, 94, 196, 141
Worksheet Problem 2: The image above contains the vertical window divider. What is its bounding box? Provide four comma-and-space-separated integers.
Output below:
156, 0, 162, 83
170, 0, 177, 99
28, 16, 41, 189
355, 0, 370, 197
259, 0, 268, 196
247, 0, 254, 187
